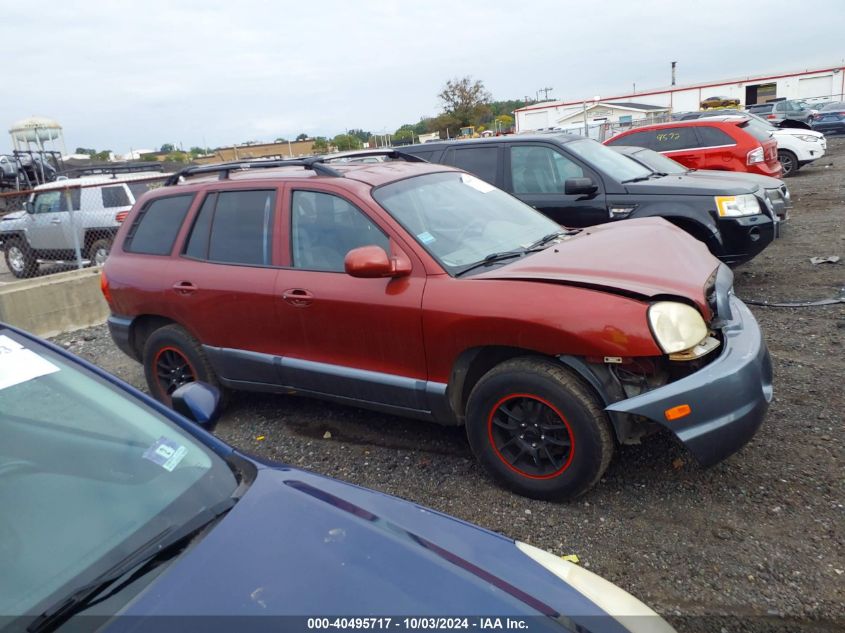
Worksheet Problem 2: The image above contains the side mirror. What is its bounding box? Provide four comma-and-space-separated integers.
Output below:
345, 245, 411, 278
564, 177, 598, 195
172, 382, 221, 431
24, 200, 34, 214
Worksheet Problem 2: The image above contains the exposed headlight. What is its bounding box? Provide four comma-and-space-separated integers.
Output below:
648, 301, 708, 354
516, 542, 676, 633
714, 194, 760, 217
794, 134, 819, 143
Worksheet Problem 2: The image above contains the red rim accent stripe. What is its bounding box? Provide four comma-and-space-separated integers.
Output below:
487, 393, 575, 480
153, 346, 197, 400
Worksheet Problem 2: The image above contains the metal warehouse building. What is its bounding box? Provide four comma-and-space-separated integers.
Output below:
515, 63, 845, 133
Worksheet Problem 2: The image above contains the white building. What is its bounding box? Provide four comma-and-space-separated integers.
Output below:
519, 101, 668, 134
515, 63, 845, 133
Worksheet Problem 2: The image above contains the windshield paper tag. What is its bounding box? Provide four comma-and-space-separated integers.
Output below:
0, 335, 60, 390
143, 437, 188, 472
460, 173, 495, 193
417, 231, 436, 244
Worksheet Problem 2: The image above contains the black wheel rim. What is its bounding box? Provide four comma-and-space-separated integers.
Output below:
487, 394, 575, 479
154, 347, 196, 397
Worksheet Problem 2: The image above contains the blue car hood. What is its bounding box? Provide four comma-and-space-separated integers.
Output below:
116, 464, 624, 631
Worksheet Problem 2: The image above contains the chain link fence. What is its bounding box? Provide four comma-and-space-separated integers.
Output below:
0, 170, 168, 280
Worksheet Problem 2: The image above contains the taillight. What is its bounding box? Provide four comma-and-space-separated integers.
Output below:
115, 211, 129, 223
766, 114, 776, 119
100, 269, 113, 305
747, 147, 764, 165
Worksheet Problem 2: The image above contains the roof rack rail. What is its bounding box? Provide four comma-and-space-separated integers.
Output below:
61, 163, 165, 178
164, 157, 342, 186
322, 149, 427, 163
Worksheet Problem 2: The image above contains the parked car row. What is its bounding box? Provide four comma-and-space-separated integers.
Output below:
400, 133, 781, 265
669, 110, 827, 177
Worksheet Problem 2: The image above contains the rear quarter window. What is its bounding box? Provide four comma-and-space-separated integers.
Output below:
696, 126, 736, 147
124, 194, 194, 256
101, 186, 131, 208
607, 130, 655, 149
740, 120, 774, 143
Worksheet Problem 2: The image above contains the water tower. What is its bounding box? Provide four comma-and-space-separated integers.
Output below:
9, 116, 67, 155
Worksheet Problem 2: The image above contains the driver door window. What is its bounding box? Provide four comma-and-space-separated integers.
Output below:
510, 146, 583, 194
290, 191, 389, 272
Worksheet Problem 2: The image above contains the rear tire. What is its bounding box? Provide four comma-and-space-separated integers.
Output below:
4, 238, 37, 278
143, 324, 226, 408
778, 149, 798, 177
465, 357, 614, 500
87, 238, 112, 267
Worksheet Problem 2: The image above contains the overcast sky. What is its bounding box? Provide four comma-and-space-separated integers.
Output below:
2, 0, 844, 153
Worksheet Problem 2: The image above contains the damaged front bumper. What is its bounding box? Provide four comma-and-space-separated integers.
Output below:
606, 295, 772, 466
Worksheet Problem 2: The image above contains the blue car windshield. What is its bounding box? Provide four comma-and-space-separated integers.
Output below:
0, 330, 237, 617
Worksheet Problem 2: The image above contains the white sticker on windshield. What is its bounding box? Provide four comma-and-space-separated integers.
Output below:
460, 173, 495, 193
143, 437, 188, 472
417, 231, 436, 244
0, 335, 60, 390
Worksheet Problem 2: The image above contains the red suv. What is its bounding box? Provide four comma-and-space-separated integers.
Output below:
102, 153, 772, 499
606, 117, 782, 178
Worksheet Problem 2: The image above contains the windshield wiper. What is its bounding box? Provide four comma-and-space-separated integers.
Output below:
27, 497, 237, 633
621, 174, 657, 183
526, 231, 566, 250
455, 250, 526, 278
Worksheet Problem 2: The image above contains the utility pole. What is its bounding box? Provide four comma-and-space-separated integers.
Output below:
671, 61, 677, 86
539, 86, 553, 100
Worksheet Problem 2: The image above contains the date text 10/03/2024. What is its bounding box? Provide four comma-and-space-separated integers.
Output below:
306, 618, 530, 630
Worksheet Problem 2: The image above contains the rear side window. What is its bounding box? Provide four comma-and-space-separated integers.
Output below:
124, 195, 194, 256
183, 190, 275, 266
696, 126, 736, 147
451, 146, 499, 183
647, 126, 699, 151
101, 186, 131, 208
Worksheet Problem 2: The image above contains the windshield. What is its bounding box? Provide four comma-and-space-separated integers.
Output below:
0, 330, 237, 617
372, 171, 561, 274
627, 148, 687, 174
822, 101, 845, 111
565, 138, 652, 182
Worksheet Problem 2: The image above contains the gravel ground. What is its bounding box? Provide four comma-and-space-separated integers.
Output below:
49, 139, 844, 632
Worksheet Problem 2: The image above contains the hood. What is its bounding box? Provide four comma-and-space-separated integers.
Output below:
476, 218, 718, 316
119, 466, 624, 628
1, 211, 25, 222
774, 127, 823, 138
623, 172, 757, 196
687, 170, 784, 189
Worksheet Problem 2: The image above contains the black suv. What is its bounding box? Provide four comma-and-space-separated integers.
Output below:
398, 135, 778, 266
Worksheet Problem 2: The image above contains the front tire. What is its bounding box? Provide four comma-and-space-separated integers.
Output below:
4, 239, 37, 278
778, 149, 798, 177
465, 357, 614, 500
143, 324, 224, 407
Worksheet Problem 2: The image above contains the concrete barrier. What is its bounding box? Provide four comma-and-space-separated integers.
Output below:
0, 267, 108, 337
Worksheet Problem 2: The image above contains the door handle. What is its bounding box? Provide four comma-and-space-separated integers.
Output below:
172, 281, 198, 295
282, 288, 314, 307
50, 219, 62, 224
